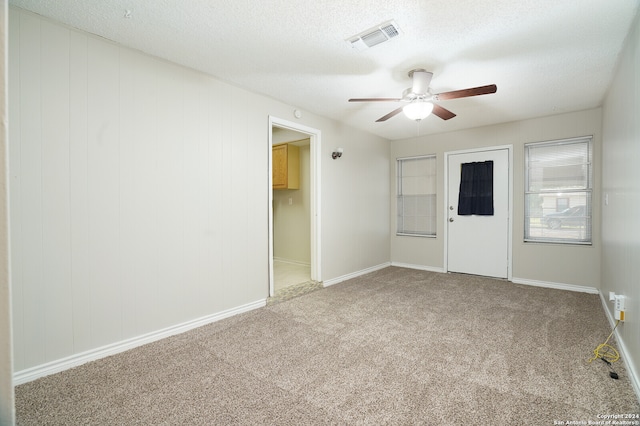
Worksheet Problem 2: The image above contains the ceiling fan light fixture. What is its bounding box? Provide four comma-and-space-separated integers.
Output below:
403, 101, 434, 121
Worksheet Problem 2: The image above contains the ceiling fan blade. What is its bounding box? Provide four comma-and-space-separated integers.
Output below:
434, 84, 497, 101
432, 104, 456, 120
375, 106, 404, 122
349, 98, 402, 102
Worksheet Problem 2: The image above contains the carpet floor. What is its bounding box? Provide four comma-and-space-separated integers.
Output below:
15, 267, 640, 425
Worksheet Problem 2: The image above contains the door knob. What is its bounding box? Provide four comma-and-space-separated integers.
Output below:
449, 218, 454, 222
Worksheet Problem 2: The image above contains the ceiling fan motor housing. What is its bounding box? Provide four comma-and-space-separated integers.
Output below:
408, 69, 433, 96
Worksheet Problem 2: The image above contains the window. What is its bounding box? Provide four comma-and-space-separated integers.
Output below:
397, 155, 436, 236
524, 137, 592, 244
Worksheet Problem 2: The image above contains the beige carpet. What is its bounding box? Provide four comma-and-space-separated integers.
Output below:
15, 267, 640, 425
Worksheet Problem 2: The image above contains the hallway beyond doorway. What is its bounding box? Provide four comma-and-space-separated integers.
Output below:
273, 260, 311, 291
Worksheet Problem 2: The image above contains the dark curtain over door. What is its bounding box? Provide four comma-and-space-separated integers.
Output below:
458, 161, 494, 215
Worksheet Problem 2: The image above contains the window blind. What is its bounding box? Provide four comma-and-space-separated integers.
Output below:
397, 155, 437, 236
524, 137, 592, 244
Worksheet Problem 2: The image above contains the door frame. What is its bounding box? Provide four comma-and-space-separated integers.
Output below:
268, 116, 322, 297
443, 145, 513, 280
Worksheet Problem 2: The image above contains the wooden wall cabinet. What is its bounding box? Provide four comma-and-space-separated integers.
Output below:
272, 143, 300, 189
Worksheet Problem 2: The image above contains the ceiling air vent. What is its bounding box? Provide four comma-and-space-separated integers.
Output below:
347, 20, 402, 51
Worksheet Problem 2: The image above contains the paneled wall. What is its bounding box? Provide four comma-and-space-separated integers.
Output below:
0, 2, 14, 424
8, 8, 391, 375
601, 14, 640, 391
9, 9, 268, 371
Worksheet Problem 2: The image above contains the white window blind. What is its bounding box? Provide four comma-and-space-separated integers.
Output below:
524, 137, 592, 244
397, 155, 436, 236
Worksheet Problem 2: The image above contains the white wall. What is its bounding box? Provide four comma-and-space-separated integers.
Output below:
601, 14, 640, 390
320, 119, 390, 280
8, 8, 390, 376
391, 108, 603, 289
0, 1, 15, 424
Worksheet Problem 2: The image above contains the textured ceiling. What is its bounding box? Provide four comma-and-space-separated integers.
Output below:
9, 0, 640, 140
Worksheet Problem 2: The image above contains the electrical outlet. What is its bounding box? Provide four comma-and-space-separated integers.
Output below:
614, 295, 626, 321
609, 291, 616, 302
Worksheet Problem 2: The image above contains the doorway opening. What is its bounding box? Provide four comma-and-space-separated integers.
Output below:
268, 116, 321, 298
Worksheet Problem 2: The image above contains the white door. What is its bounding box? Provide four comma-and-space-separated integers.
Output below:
447, 148, 509, 278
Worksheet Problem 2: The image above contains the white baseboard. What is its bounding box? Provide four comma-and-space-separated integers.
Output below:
323, 262, 391, 287
598, 292, 640, 402
390, 262, 446, 273
13, 299, 266, 385
511, 277, 599, 294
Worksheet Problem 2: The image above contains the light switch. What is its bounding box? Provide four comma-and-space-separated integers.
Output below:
289, 198, 293, 205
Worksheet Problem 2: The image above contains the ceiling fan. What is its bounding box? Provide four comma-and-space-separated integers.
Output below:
349, 69, 497, 122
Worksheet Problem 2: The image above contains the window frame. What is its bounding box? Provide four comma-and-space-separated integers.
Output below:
396, 154, 437, 238
524, 136, 593, 245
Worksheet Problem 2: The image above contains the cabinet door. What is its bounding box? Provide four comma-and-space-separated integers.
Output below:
272, 144, 288, 189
